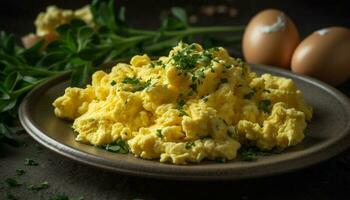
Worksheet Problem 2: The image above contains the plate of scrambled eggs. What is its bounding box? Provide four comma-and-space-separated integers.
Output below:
19, 42, 350, 180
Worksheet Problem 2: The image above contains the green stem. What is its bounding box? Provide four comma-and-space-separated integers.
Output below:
12, 79, 47, 97
19, 66, 66, 76
127, 26, 245, 37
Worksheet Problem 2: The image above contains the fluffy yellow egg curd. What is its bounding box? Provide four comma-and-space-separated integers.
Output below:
53, 42, 312, 165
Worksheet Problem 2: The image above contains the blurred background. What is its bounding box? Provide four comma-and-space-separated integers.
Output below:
1, 0, 349, 40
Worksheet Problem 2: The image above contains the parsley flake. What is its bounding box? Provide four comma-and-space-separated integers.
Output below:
258, 100, 271, 113
27, 181, 49, 192
243, 91, 255, 99
5, 178, 22, 187
122, 77, 140, 85
24, 158, 39, 166
48, 194, 84, 200
201, 136, 212, 141
220, 78, 228, 83
177, 99, 189, 116
16, 169, 25, 176
156, 129, 163, 138
103, 139, 129, 154
122, 77, 151, 92
185, 141, 195, 150
263, 89, 271, 93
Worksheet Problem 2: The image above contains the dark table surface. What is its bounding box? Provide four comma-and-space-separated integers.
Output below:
1, 0, 350, 199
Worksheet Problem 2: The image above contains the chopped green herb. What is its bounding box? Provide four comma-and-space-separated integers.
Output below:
209, 66, 215, 73
177, 99, 186, 109
198, 52, 212, 65
220, 78, 228, 83
197, 69, 205, 78
27, 181, 49, 192
201, 136, 212, 141
185, 141, 195, 150
122, 77, 151, 92
178, 109, 189, 117
156, 129, 163, 138
208, 47, 220, 53
172, 44, 199, 71
6, 192, 18, 200
263, 89, 271, 93
238, 146, 276, 161
152, 60, 163, 67
224, 64, 232, 69
258, 100, 271, 113
177, 99, 189, 116
110, 140, 128, 152
243, 91, 255, 99
239, 148, 256, 161
5, 178, 22, 187
110, 80, 116, 86
191, 75, 197, 81
24, 158, 39, 166
189, 83, 197, 92
16, 169, 25, 176
103, 139, 129, 154
49, 194, 84, 200
122, 77, 140, 85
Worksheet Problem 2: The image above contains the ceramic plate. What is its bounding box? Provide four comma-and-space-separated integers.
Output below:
19, 63, 350, 180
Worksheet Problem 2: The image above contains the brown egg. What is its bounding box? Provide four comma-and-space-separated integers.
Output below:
243, 9, 300, 68
291, 27, 350, 86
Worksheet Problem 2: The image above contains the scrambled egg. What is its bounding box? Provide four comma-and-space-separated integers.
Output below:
53, 42, 312, 164
35, 5, 93, 36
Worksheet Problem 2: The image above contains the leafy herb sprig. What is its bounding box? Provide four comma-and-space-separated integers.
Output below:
0, 0, 244, 146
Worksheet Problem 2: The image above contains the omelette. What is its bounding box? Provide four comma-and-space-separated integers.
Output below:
53, 42, 312, 164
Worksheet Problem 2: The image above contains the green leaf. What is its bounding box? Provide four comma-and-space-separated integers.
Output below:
0, 31, 15, 55
0, 123, 20, 147
70, 63, 92, 87
91, 0, 117, 32
77, 26, 94, 52
5, 177, 22, 187
258, 100, 271, 113
24, 158, 39, 166
27, 181, 49, 192
19, 40, 44, 64
0, 98, 17, 112
171, 7, 188, 26
22, 76, 39, 84
118, 6, 126, 22
103, 139, 129, 154
0, 85, 11, 100
16, 169, 25, 176
3, 72, 21, 91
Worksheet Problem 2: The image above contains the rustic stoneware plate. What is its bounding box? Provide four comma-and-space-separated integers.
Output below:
19, 63, 350, 180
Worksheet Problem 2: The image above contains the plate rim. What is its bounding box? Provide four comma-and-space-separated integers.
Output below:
19, 64, 350, 180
